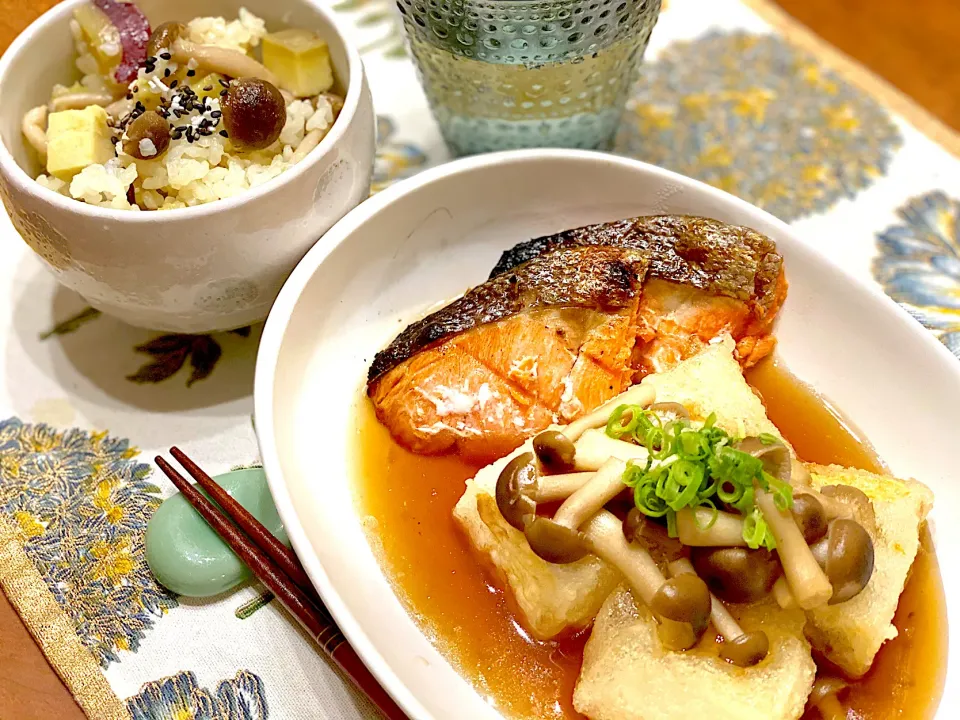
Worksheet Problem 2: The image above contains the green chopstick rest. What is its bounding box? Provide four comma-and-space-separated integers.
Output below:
145, 467, 289, 598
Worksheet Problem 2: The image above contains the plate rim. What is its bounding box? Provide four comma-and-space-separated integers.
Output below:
253, 148, 960, 719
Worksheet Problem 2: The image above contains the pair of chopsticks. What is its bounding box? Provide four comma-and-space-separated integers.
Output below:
156, 448, 408, 720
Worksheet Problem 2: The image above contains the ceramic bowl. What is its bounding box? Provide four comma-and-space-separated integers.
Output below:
254, 150, 960, 719
0, 0, 375, 333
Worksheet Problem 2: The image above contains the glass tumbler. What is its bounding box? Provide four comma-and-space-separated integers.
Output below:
396, 0, 662, 155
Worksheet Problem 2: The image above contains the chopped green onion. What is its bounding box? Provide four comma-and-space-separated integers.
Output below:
606, 403, 793, 551
666, 510, 678, 538
758, 432, 780, 445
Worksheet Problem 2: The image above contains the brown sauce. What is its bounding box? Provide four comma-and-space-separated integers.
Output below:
355, 356, 947, 719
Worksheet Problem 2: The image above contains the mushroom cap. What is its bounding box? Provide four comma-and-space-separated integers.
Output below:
147, 21, 187, 57
690, 546, 782, 604
523, 516, 588, 564
810, 676, 849, 705
791, 493, 829, 544
648, 402, 691, 421
533, 431, 577, 473
821, 484, 877, 534
650, 574, 712, 636
823, 518, 875, 604
719, 631, 770, 667
736, 436, 792, 484
495, 452, 539, 531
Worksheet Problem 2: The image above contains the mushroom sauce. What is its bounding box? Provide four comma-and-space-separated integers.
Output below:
355, 357, 946, 719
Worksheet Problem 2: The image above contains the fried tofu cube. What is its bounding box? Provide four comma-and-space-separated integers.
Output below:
453, 337, 788, 640
574, 586, 816, 720
46, 106, 115, 180
262, 29, 334, 97
804, 464, 933, 677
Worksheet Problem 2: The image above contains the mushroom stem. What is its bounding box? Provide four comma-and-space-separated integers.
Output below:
537, 472, 595, 502
554, 459, 626, 530
563, 383, 656, 442
105, 97, 135, 121
585, 511, 664, 606
172, 39, 280, 86
669, 558, 770, 667
573, 429, 649, 471
676, 508, 747, 547
49, 92, 115, 112
22, 105, 47, 156
583, 511, 704, 651
756, 489, 833, 609
772, 577, 798, 610
809, 677, 849, 720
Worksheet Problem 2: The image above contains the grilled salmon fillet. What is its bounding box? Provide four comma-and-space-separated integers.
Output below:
367, 215, 786, 463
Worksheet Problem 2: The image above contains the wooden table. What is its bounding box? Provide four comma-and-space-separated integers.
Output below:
0, 0, 957, 717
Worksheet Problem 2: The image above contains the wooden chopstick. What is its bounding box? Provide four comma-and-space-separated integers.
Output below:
155, 452, 409, 720
169, 446, 320, 605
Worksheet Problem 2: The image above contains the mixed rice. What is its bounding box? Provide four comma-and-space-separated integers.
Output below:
22, 1, 343, 211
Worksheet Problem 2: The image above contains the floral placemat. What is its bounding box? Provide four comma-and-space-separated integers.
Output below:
0, 0, 957, 718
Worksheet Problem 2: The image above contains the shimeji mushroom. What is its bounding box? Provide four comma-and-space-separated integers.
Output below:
528, 384, 656, 472
689, 546, 782, 603
523, 458, 628, 563
810, 518, 875, 604
808, 677, 849, 720
756, 489, 834, 609
572, 429, 650, 471
584, 511, 711, 651
494, 452, 594, 530
172, 38, 281, 87
790, 493, 829, 544
772, 577, 798, 610
736, 437, 834, 609
562, 384, 656, 442
675, 508, 747, 547
669, 558, 770, 667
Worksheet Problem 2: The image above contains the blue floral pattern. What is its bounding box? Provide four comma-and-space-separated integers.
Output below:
372, 115, 429, 194
0, 420, 177, 665
127, 670, 268, 720
873, 191, 960, 357
617, 31, 902, 221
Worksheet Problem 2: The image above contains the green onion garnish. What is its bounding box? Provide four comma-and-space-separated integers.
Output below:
607, 403, 794, 549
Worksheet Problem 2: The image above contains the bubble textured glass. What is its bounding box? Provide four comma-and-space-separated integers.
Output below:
397, 0, 662, 155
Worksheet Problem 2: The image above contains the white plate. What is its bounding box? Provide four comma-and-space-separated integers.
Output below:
254, 150, 959, 719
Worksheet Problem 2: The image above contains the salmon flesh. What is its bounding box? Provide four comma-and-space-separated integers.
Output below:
367, 215, 786, 463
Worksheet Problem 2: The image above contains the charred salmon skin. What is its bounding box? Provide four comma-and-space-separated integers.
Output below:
367, 215, 786, 462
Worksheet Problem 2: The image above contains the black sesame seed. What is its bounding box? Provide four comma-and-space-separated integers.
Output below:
220, 90, 228, 97
164, 68, 172, 77
169, 80, 179, 88
203, 85, 213, 92
160, 52, 171, 60
211, 110, 222, 118
219, 130, 229, 137
125, 93, 133, 100
186, 69, 196, 77
219, 78, 230, 88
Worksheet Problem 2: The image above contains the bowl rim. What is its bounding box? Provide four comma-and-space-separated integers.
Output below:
0, 0, 365, 222
253, 148, 960, 719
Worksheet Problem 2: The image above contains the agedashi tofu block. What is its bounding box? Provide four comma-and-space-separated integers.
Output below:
261, 29, 334, 98
46, 105, 116, 180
